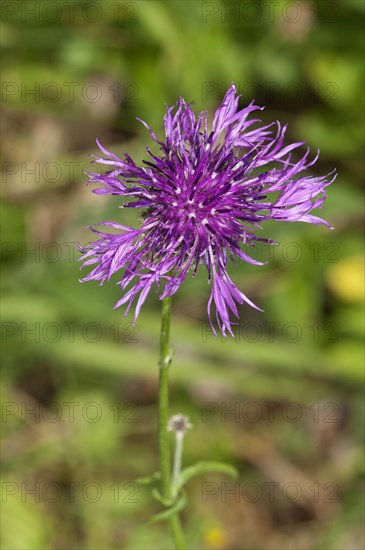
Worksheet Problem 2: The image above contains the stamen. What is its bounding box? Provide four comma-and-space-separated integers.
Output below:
233, 161, 243, 171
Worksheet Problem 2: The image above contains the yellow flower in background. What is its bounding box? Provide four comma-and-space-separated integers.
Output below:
326, 254, 365, 302
203, 525, 228, 549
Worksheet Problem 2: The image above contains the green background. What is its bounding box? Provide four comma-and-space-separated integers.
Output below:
1, 1, 364, 548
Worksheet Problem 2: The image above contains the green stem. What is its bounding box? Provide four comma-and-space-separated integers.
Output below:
171, 431, 184, 500
158, 297, 187, 550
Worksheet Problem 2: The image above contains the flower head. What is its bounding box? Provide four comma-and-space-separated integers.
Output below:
80, 84, 335, 336
167, 414, 193, 433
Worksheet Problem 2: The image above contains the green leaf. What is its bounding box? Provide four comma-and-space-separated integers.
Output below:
150, 491, 187, 523
174, 461, 238, 495
151, 488, 173, 507
135, 472, 161, 486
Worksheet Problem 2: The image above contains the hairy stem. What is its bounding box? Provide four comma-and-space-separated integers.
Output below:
158, 297, 186, 549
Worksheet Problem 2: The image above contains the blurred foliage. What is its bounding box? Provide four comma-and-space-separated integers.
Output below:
1, 1, 364, 549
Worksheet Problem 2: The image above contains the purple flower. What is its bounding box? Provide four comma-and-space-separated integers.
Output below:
80, 84, 335, 337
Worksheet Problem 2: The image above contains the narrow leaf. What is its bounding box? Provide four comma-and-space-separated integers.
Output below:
150, 492, 187, 523
175, 461, 238, 494
135, 472, 161, 485
151, 488, 173, 507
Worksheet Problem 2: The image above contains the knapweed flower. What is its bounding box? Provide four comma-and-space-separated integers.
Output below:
80, 84, 335, 336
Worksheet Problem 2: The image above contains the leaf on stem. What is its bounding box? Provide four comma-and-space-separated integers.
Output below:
135, 472, 161, 485
150, 491, 187, 523
174, 461, 238, 494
